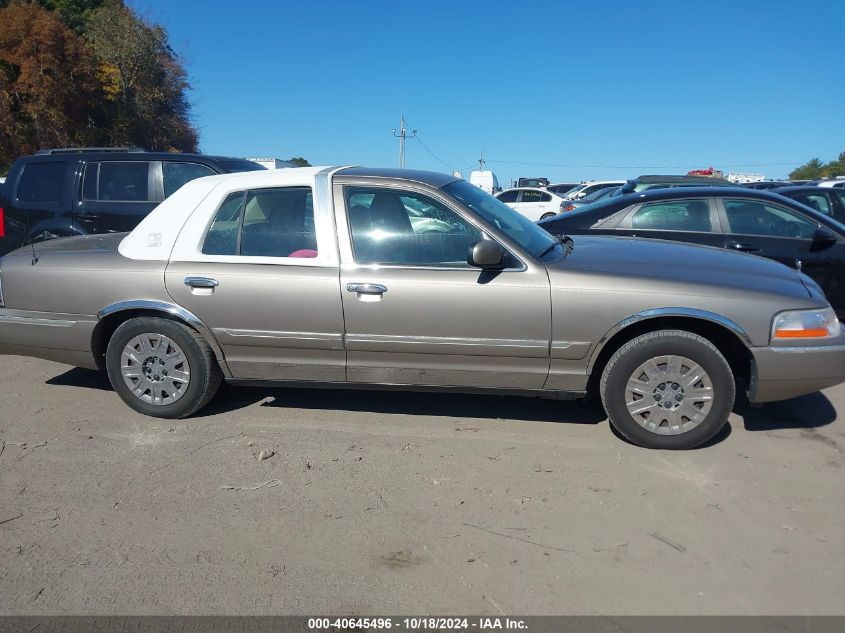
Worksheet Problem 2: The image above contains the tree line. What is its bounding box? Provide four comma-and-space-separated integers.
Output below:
789, 153, 845, 181
0, 0, 197, 173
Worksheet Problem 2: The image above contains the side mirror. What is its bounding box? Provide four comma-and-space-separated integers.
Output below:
467, 239, 506, 269
811, 227, 837, 251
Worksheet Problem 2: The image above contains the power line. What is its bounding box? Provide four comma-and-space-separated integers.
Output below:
414, 134, 455, 170
485, 159, 798, 169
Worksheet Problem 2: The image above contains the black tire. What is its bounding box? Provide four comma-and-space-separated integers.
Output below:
599, 330, 735, 449
106, 317, 222, 419
540, 212, 556, 220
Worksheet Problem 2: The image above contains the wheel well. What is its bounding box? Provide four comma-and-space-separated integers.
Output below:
586, 316, 753, 396
91, 309, 197, 370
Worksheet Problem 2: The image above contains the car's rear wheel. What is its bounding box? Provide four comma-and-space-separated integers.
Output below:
600, 330, 735, 449
106, 317, 221, 418
540, 212, 556, 220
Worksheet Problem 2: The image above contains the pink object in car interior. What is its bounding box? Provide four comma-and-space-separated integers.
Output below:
288, 249, 319, 258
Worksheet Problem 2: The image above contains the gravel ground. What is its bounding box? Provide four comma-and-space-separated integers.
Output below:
1, 356, 844, 615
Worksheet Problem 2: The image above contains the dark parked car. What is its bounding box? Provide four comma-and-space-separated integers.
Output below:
0, 148, 265, 255
742, 181, 794, 190
546, 182, 580, 196
610, 174, 734, 197
539, 187, 845, 317
772, 186, 845, 224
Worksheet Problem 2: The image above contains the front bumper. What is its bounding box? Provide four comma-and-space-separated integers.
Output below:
750, 339, 845, 403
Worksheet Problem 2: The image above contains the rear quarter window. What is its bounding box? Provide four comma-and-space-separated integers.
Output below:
17, 161, 68, 203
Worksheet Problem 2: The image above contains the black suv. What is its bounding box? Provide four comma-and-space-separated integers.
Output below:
0, 148, 265, 255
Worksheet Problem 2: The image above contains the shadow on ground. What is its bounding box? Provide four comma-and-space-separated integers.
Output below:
736, 391, 837, 431
46, 367, 838, 432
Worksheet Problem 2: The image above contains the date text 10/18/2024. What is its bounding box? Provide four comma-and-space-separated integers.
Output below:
308, 617, 528, 630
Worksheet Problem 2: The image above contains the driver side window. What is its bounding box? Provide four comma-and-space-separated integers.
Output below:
723, 199, 817, 239
345, 186, 483, 266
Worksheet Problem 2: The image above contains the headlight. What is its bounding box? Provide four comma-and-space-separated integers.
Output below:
772, 307, 840, 340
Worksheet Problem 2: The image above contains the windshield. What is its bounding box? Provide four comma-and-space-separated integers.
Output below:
443, 180, 558, 259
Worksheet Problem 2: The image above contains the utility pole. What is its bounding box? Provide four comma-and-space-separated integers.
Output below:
392, 115, 417, 168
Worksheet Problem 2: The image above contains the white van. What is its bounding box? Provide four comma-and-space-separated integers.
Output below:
469, 170, 499, 194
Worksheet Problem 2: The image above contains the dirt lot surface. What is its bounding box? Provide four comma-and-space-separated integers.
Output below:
1, 356, 844, 615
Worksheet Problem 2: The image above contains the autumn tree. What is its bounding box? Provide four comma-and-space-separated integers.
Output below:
0, 0, 102, 172
0, 0, 197, 172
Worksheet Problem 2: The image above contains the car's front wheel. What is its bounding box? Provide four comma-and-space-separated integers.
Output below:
540, 212, 556, 220
106, 317, 222, 418
600, 330, 735, 449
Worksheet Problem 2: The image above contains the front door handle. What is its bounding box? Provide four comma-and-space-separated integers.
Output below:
347, 283, 387, 295
77, 212, 98, 220
184, 276, 219, 289
728, 241, 760, 253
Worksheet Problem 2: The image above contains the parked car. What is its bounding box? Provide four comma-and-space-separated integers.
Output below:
516, 177, 549, 188
559, 185, 619, 212
813, 178, 845, 189
0, 147, 265, 255
563, 180, 626, 200
610, 174, 734, 197
771, 186, 845, 224
539, 187, 845, 317
1, 167, 844, 450
546, 182, 580, 196
742, 181, 794, 190
495, 187, 567, 220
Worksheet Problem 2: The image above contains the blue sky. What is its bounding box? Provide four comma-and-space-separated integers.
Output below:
131, 0, 844, 183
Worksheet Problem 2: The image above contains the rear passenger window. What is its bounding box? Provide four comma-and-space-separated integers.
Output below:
163, 162, 216, 198
82, 162, 152, 202
201, 187, 317, 258
202, 192, 244, 255
793, 193, 831, 215
17, 162, 68, 203
631, 200, 713, 232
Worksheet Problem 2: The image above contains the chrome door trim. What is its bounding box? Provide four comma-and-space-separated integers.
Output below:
0, 315, 76, 327
586, 307, 754, 373
216, 328, 344, 350
345, 332, 549, 357
96, 299, 231, 377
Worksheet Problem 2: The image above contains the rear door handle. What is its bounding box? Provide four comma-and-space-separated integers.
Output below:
728, 241, 760, 253
184, 276, 219, 289
346, 283, 387, 295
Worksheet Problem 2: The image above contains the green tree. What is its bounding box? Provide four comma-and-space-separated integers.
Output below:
288, 156, 311, 167
821, 152, 845, 178
789, 158, 825, 180
84, 0, 197, 152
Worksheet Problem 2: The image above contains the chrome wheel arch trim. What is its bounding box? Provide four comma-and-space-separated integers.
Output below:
96, 300, 231, 377
587, 307, 754, 374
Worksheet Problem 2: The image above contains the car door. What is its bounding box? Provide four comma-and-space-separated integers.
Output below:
165, 184, 346, 381
613, 197, 725, 248
716, 197, 845, 313
77, 160, 158, 233
333, 180, 552, 389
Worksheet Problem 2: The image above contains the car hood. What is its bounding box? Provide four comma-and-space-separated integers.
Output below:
548, 235, 812, 302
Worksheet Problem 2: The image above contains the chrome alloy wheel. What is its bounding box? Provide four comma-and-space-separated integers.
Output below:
624, 355, 714, 435
120, 333, 191, 406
